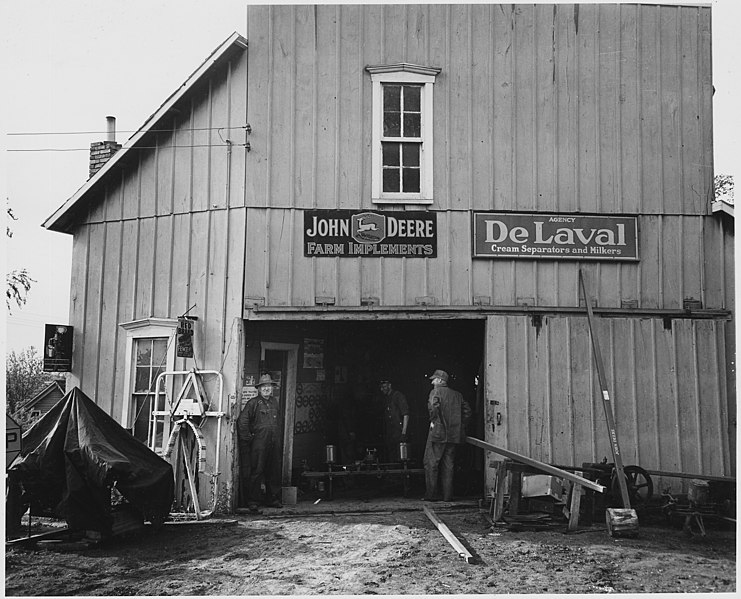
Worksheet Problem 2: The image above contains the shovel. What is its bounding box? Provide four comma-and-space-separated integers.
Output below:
579, 270, 639, 538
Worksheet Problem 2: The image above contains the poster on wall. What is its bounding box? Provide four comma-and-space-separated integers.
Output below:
176, 317, 195, 358
43, 324, 73, 372
472, 212, 639, 261
303, 338, 324, 369
304, 210, 437, 257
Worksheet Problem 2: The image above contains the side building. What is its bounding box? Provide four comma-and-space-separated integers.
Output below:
44, 4, 734, 513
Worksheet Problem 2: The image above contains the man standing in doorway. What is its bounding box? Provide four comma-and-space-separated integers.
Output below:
422, 369, 471, 502
238, 373, 283, 513
379, 378, 409, 463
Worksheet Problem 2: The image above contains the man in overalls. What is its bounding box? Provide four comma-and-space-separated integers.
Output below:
238, 374, 282, 513
422, 369, 471, 502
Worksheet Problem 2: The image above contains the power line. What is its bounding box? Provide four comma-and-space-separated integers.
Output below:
8, 143, 249, 152
7, 125, 250, 136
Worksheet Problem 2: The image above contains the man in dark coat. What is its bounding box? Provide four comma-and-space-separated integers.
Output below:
238, 374, 282, 513
379, 378, 410, 462
422, 369, 472, 502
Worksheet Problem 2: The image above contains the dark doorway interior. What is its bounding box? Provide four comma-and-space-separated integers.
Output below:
246, 318, 486, 502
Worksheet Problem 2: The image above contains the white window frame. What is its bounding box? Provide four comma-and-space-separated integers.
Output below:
367, 63, 441, 204
119, 318, 178, 430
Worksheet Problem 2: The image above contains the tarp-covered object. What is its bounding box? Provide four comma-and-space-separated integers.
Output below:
9, 387, 174, 532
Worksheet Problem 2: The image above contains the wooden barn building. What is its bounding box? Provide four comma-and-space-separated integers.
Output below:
44, 3, 734, 514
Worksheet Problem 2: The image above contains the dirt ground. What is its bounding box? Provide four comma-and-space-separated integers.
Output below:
5, 496, 736, 596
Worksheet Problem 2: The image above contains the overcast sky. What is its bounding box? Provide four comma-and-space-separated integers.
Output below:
2, 0, 739, 355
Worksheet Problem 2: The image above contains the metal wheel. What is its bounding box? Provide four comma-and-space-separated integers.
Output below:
612, 465, 653, 505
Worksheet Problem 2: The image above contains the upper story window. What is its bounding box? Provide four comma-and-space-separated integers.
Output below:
366, 64, 441, 204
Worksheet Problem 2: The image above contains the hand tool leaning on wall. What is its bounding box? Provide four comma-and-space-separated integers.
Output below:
579, 270, 639, 537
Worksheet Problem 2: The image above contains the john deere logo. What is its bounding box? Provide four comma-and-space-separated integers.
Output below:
351, 212, 386, 243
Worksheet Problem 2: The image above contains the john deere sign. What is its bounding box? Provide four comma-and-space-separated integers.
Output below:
304, 210, 437, 257
472, 213, 639, 261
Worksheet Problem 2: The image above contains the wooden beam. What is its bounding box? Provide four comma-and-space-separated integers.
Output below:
644, 470, 736, 483
422, 505, 473, 564
465, 436, 606, 494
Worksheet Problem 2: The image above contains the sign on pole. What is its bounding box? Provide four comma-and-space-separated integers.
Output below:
6, 414, 22, 469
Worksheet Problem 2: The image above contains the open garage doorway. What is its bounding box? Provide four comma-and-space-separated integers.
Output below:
241, 318, 486, 504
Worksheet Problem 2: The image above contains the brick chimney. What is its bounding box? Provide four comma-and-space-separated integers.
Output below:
89, 116, 121, 178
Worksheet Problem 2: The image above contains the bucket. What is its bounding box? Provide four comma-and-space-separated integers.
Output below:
282, 486, 298, 505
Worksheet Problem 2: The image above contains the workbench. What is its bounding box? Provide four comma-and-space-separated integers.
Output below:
300, 462, 425, 499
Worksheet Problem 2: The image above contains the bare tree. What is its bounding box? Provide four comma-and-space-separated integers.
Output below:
6, 204, 35, 312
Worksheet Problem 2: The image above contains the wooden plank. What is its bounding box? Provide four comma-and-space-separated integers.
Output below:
423, 505, 473, 563
492, 4, 514, 211
643, 469, 735, 483
466, 436, 605, 494
597, 4, 620, 213
658, 5, 681, 215
513, 5, 535, 211
555, 4, 578, 213
576, 4, 598, 212
98, 221, 123, 415
293, 6, 317, 211
314, 6, 338, 209
661, 216, 682, 308
470, 4, 492, 212
567, 482, 583, 531
579, 271, 632, 508
695, 321, 729, 474
638, 4, 662, 215
674, 320, 701, 474
534, 4, 557, 213
634, 319, 660, 471
548, 317, 574, 466
405, 4, 429, 65
619, 4, 641, 215
337, 5, 362, 210
447, 4, 472, 211
654, 319, 682, 473
208, 62, 230, 210
527, 311, 550, 464
507, 316, 530, 455
190, 81, 212, 213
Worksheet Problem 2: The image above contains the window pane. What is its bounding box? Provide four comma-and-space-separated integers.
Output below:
151, 339, 167, 367
402, 168, 420, 193
382, 142, 400, 166
383, 168, 400, 192
135, 366, 151, 392
136, 340, 152, 366
403, 113, 421, 137
402, 143, 420, 167
383, 113, 401, 137
383, 85, 401, 112
403, 86, 421, 111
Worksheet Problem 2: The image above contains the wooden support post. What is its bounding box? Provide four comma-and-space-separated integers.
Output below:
490, 461, 507, 521
423, 505, 474, 564
567, 482, 583, 532
509, 468, 522, 516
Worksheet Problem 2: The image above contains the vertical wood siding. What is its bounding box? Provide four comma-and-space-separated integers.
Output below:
243, 4, 728, 311
67, 47, 249, 510
484, 315, 734, 493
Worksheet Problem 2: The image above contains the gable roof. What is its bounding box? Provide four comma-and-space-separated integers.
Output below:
24, 380, 65, 410
43, 31, 248, 233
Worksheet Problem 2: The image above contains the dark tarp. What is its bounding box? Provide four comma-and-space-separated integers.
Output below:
9, 387, 174, 532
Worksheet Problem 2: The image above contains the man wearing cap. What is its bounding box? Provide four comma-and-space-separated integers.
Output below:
238, 373, 283, 512
378, 378, 409, 463
422, 369, 472, 502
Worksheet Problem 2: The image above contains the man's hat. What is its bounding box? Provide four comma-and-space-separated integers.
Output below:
429, 369, 449, 383
256, 373, 279, 388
